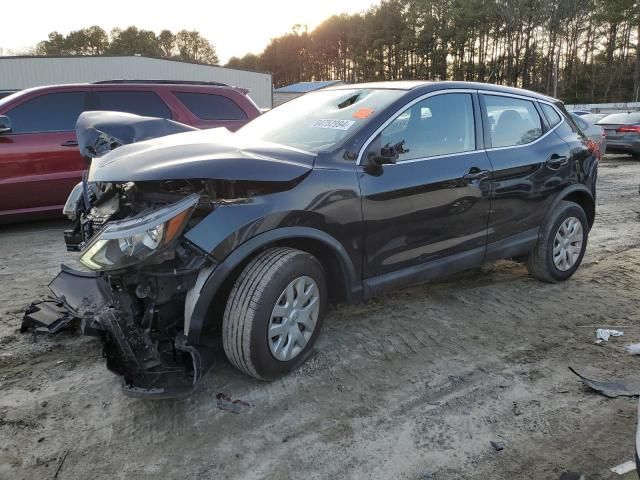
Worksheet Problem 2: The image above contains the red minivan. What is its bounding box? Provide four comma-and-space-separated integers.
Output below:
0, 81, 261, 223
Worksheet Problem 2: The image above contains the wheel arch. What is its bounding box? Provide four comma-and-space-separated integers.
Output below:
559, 186, 596, 229
186, 227, 361, 345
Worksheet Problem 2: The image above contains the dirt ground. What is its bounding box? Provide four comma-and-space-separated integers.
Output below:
1, 154, 640, 480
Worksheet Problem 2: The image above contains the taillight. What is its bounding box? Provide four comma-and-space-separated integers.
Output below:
616, 125, 640, 133
586, 138, 601, 160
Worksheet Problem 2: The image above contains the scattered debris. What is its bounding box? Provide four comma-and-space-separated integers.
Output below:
53, 450, 69, 479
490, 441, 504, 451
215, 393, 252, 414
559, 473, 585, 480
569, 367, 640, 398
610, 460, 636, 475
595, 328, 624, 343
21, 300, 78, 335
512, 401, 522, 416
626, 343, 640, 355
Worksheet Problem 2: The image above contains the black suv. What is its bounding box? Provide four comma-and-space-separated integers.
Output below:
36, 81, 598, 397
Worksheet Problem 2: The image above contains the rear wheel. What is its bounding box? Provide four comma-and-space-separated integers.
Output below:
526, 200, 588, 283
222, 247, 327, 380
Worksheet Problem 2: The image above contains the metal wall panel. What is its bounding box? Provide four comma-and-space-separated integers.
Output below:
0, 56, 273, 108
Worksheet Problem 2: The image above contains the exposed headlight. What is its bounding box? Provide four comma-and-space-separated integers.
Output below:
63, 182, 84, 221
80, 193, 199, 271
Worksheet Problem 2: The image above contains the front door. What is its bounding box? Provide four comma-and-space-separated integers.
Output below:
358, 91, 492, 292
0, 90, 88, 216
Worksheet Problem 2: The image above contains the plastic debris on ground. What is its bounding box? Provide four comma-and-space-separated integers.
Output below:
610, 460, 636, 475
595, 328, 624, 344
569, 367, 640, 398
626, 343, 640, 355
490, 441, 504, 451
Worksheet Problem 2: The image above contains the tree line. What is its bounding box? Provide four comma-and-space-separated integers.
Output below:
36, 26, 219, 65
227, 0, 640, 104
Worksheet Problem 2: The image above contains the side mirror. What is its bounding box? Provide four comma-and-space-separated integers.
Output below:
0, 115, 12, 134
373, 144, 399, 165
371, 140, 409, 165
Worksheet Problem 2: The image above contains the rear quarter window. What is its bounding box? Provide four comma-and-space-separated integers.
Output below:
541, 103, 563, 128
174, 92, 248, 120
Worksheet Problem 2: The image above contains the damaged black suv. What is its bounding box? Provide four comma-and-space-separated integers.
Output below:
34, 81, 598, 398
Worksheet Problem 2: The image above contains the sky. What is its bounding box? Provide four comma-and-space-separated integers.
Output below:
1, 0, 378, 63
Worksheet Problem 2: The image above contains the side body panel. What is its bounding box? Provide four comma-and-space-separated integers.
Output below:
0, 87, 88, 220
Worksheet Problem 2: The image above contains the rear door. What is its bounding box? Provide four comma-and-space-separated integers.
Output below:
359, 90, 492, 289
480, 92, 572, 257
171, 91, 249, 130
89, 89, 173, 119
0, 90, 88, 216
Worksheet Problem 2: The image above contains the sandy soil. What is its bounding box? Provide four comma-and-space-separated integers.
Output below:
1, 154, 640, 480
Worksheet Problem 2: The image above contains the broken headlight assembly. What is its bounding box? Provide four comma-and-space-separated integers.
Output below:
80, 193, 199, 271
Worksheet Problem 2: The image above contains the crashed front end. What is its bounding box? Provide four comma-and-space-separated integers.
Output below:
22, 112, 315, 398
53, 185, 215, 398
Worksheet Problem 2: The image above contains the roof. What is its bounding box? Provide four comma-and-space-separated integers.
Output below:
324, 80, 558, 102
274, 80, 344, 94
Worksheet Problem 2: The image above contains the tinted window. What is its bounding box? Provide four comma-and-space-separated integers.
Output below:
93, 91, 171, 118
7, 92, 86, 133
174, 92, 247, 120
379, 93, 475, 161
484, 95, 542, 147
541, 103, 562, 127
570, 113, 589, 131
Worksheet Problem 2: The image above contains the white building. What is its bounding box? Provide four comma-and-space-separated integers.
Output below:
0, 55, 273, 108
273, 80, 344, 106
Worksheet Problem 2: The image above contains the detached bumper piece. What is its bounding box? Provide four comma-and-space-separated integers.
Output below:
21, 300, 79, 334
22, 264, 213, 399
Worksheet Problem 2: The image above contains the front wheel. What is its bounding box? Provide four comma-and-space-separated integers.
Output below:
222, 247, 327, 380
526, 200, 589, 283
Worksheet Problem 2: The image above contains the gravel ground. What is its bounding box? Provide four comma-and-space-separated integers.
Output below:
1, 154, 640, 480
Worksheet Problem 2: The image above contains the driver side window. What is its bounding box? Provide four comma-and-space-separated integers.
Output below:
379, 93, 476, 162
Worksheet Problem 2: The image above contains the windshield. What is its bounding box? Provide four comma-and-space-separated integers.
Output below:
598, 112, 640, 124
236, 88, 405, 152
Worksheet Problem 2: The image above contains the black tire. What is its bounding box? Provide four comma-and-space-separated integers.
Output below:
526, 200, 589, 283
222, 247, 327, 380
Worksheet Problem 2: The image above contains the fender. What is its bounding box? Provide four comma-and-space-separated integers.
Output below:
545, 183, 596, 230
186, 226, 362, 345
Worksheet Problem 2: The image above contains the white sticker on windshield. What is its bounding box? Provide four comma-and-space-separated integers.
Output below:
311, 119, 355, 130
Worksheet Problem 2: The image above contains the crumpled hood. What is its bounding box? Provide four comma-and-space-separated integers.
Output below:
88, 128, 316, 183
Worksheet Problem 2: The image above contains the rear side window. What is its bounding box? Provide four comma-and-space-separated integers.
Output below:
92, 91, 171, 118
483, 95, 542, 148
173, 92, 247, 120
7, 92, 87, 133
541, 103, 562, 127
379, 92, 476, 161
570, 114, 589, 131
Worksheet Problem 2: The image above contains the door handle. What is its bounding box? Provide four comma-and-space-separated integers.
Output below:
462, 168, 490, 181
546, 154, 568, 169
61, 140, 79, 147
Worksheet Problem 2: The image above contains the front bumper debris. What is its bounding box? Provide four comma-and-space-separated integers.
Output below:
21, 264, 214, 399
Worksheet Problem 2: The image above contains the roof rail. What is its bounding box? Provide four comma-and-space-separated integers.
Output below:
92, 79, 230, 87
